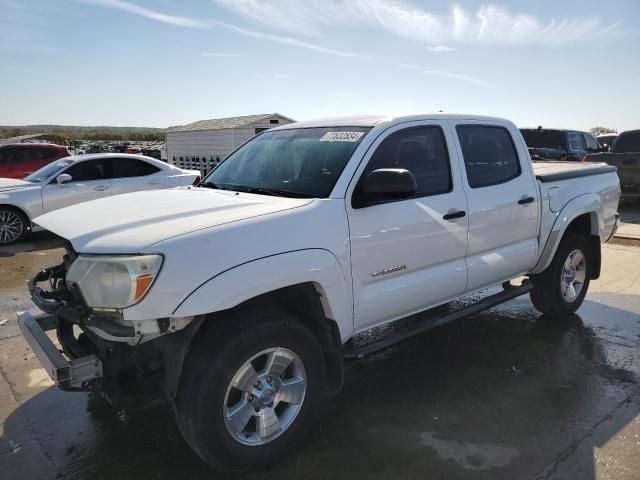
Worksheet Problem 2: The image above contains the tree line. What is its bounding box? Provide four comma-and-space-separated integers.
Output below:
0, 127, 165, 142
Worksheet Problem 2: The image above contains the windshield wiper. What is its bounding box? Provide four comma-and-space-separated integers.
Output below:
200, 181, 232, 191
240, 186, 286, 197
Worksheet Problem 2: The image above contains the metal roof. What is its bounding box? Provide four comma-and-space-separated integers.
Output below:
166, 113, 295, 133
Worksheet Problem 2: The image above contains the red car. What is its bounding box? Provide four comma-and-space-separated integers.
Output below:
0, 143, 71, 179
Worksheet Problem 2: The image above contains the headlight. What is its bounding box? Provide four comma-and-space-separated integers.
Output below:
66, 255, 163, 309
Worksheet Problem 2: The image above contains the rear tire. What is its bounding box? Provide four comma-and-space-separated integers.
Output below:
530, 234, 592, 317
176, 309, 325, 472
0, 206, 29, 245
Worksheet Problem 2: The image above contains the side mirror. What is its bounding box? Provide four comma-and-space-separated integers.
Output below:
56, 173, 72, 185
361, 168, 417, 205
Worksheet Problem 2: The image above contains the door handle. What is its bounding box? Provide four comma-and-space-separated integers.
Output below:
518, 196, 535, 205
443, 210, 466, 220
94, 185, 109, 191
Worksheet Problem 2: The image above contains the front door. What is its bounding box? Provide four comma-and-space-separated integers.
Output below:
451, 121, 540, 292
347, 122, 469, 331
41, 158, 112, 212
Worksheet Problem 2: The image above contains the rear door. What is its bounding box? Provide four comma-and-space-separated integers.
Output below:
347, 121, 469, 331
41, 158, 111, 212
108, 157, 163, 195
452, 121, 540, 292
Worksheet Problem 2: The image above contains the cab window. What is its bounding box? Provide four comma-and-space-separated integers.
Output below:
456, 126, 521, 188
63, 160, 108, 182
583, 134, 600, 151
355, 126, 452, 206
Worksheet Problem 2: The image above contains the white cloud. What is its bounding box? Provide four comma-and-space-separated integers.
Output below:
215, 0, 348, 37
77, 0, 491, 87
79, 0, 205, 28
210, 19, 366, 58
215, 0, 620, 46
398, 63, 491, 87
427, 45, 455, 52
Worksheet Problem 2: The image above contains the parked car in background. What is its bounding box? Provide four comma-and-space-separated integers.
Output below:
596, 133, 618, 150
18, 114, 620, 471
520, 128, 605, 161
0, 153, 200, 245
0, 143, 70, 179
586, 129, 640, 198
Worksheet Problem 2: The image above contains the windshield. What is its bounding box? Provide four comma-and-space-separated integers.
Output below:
202, 127, 371, 198
597, 135, 617, 147
520, 129, 566, 150
23, 158, 73, 183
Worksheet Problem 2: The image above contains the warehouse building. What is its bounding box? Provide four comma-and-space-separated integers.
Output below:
166, 113, 295, 176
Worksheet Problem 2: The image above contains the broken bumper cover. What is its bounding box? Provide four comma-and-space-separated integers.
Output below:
17, 310, 103, 391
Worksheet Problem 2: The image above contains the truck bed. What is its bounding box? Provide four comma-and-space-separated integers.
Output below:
533, 161, 617, 183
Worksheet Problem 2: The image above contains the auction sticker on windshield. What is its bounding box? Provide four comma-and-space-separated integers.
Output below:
319, 131, 365, 142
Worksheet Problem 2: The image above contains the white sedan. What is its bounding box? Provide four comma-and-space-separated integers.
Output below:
0, 154, 200, 245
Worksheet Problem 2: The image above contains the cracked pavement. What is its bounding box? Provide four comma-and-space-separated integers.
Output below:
0, 232, 638, 480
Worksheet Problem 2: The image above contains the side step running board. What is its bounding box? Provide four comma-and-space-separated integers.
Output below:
343, 282, 533, 360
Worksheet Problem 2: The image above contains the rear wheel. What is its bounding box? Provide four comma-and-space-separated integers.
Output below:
176, 310, 325, 472
0, 207, 29, 245
530, 234, 592, 317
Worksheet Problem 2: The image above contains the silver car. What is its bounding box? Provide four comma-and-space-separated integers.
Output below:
0, 153, 200, 245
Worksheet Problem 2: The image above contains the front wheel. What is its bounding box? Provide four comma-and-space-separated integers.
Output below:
176, 310, 325, 472
0, 207, 29, 245
530, 234, 592, 317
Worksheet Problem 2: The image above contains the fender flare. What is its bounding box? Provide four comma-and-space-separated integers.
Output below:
529, 194, 602, 275
172, 248, 354, 342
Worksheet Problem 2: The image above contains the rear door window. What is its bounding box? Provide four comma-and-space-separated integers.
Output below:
519, 130, 565, 150
110, 158, 160, 178
568, 132, 585, 151
457, 126, 521, 188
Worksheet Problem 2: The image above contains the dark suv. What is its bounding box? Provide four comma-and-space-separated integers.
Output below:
0, 143, 71, 179
520, 128, 606, 162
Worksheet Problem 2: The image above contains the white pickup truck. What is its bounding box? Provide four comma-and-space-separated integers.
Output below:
18, 114, 620, 471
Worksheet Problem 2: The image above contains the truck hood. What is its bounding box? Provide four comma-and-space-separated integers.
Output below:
34, 187, 313, 253
0, 178, 33, 192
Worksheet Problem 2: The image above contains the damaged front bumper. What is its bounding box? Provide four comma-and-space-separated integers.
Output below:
17, 310, 103, 390
19, 261, 195, 394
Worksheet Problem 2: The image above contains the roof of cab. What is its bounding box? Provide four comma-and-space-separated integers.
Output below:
274, 113, 510, 130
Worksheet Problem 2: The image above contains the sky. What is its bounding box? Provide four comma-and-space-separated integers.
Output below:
1, 0, 639, 131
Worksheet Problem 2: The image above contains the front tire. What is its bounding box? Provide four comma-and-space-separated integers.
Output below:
176, 310, 325, 472
0, 206, 29, 245
530, 234, 592, 317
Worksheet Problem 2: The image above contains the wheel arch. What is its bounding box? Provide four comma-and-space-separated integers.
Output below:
0, 203, 31, 221
530, 196, 602, 278
164, 250, 353, 398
